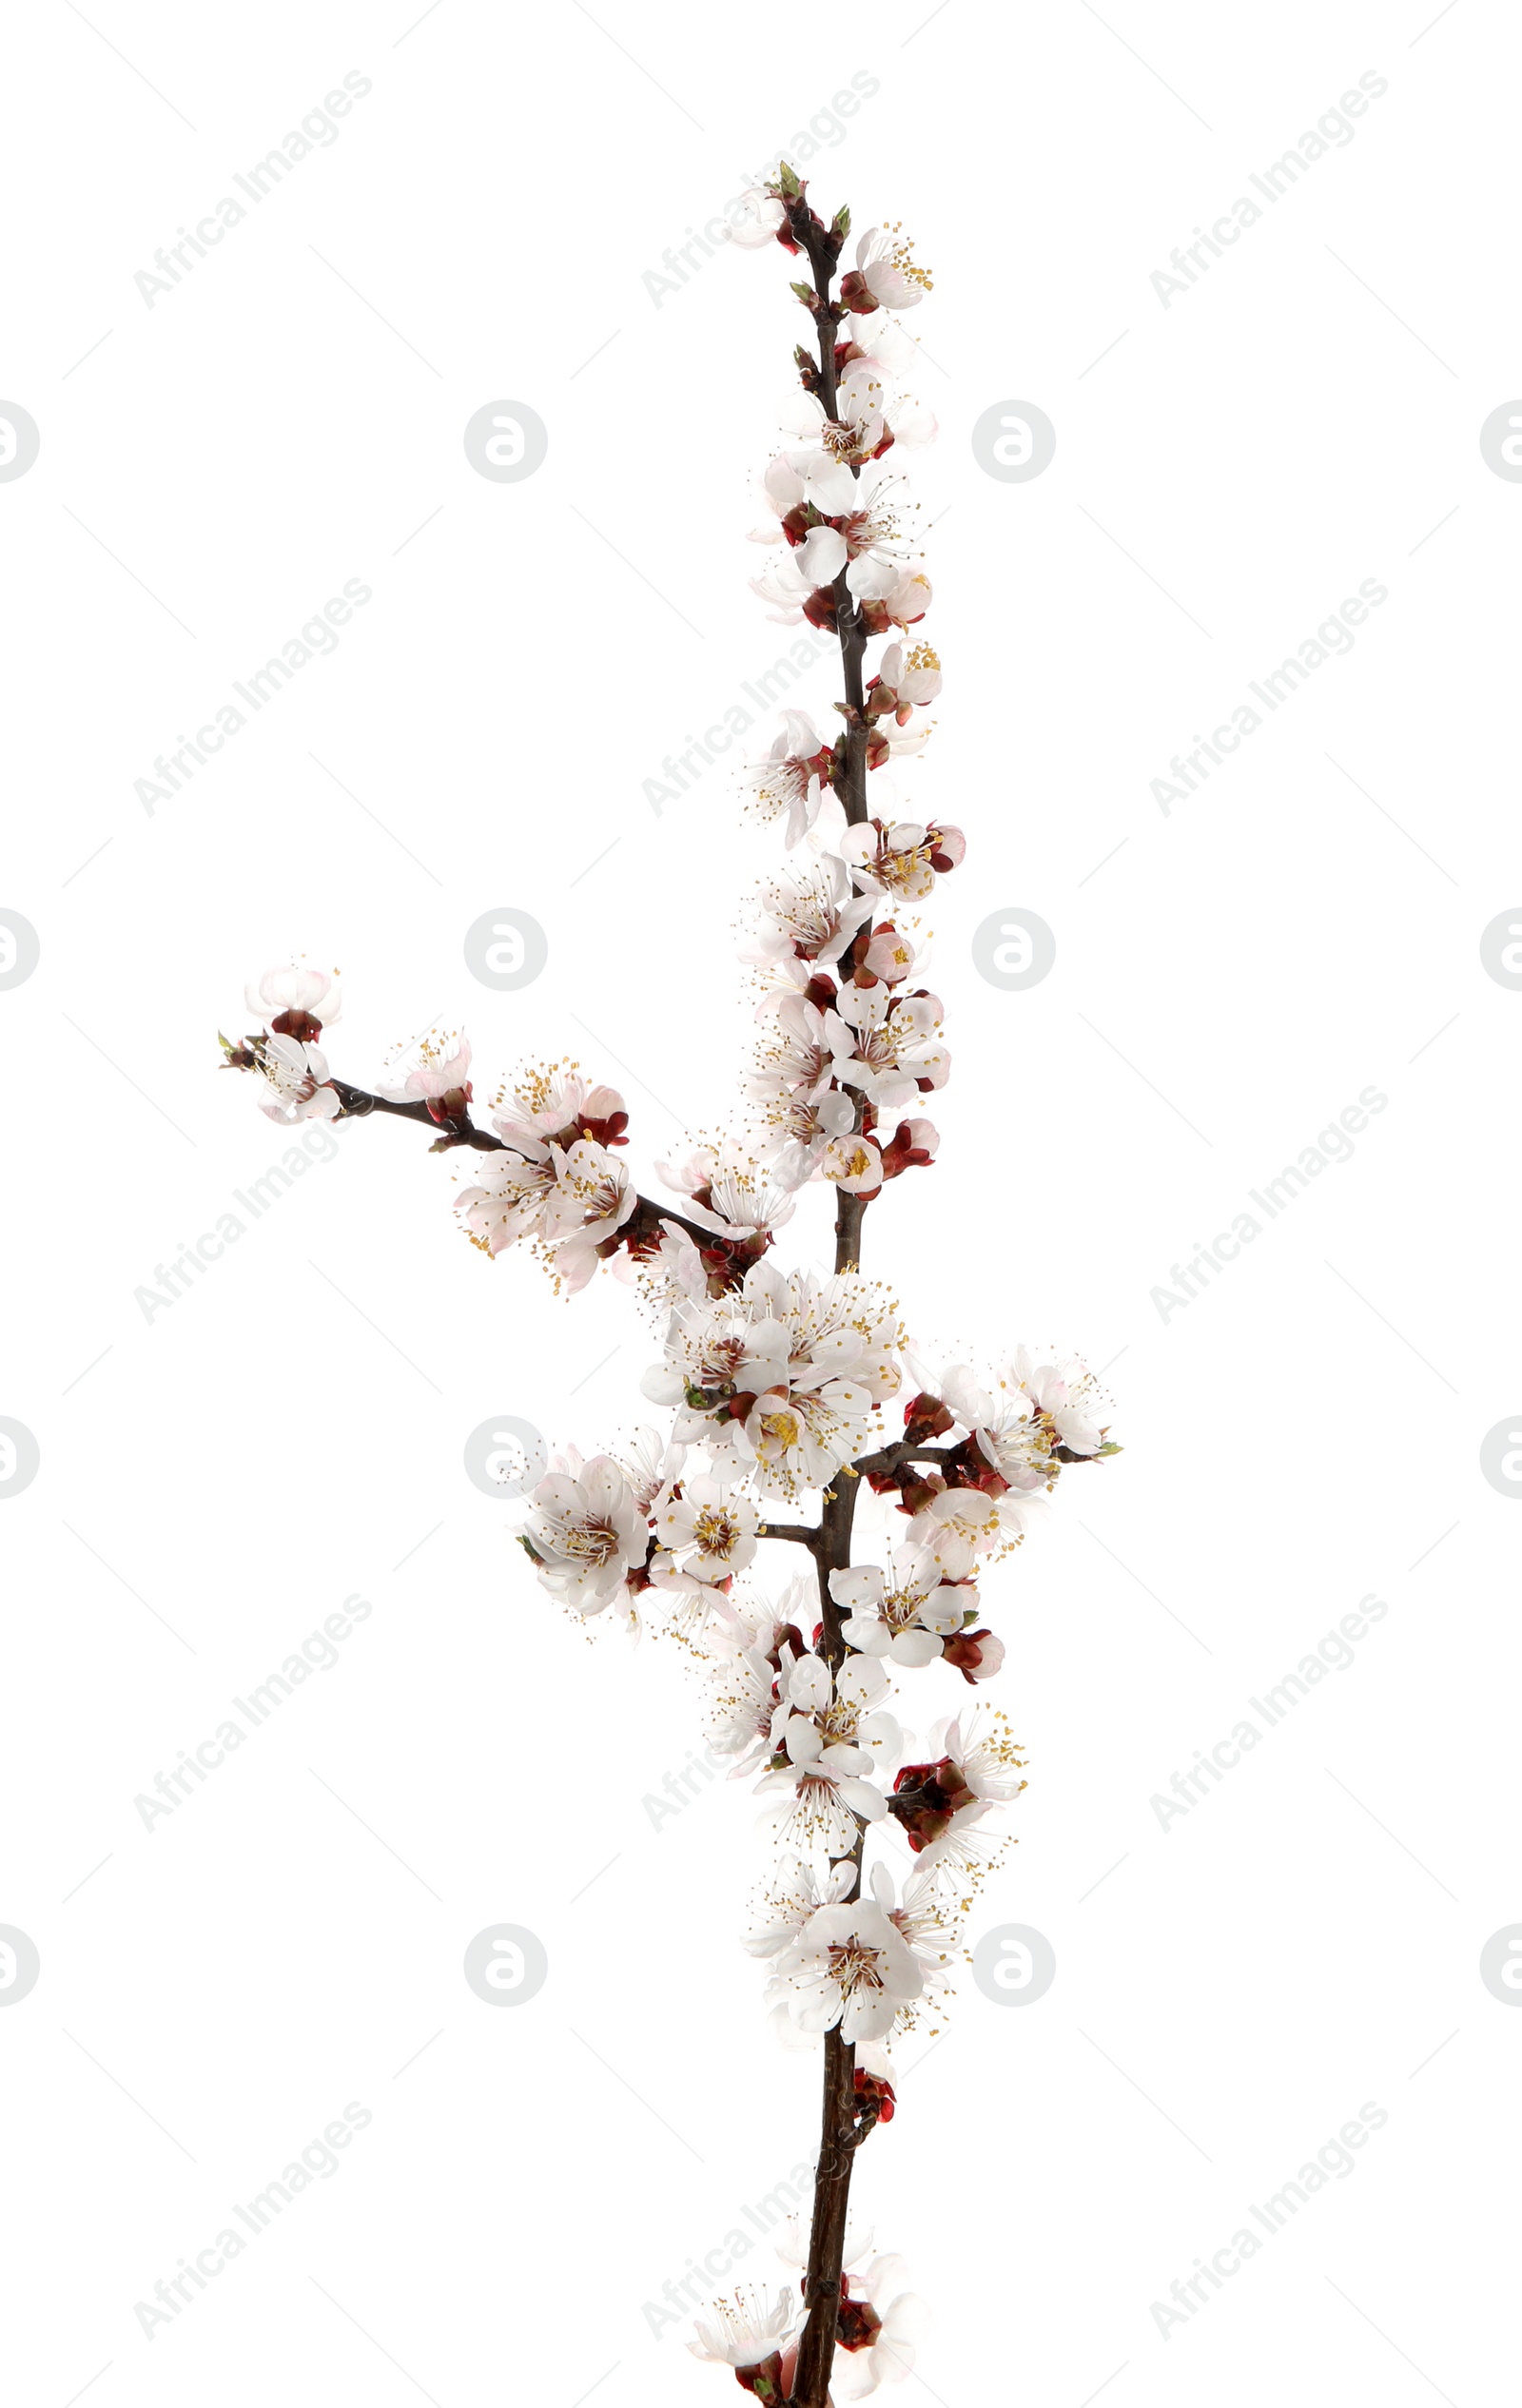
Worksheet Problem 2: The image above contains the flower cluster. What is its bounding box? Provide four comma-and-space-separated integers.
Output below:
217, 165, 1121, 2408
456, 1065, 636, 1293
691, 2222, 929, 2402
642, 1262, 904, 1502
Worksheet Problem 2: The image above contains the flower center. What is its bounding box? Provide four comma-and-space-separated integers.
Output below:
563, 1516, 618, 1564
827, 1938, 885, 1997
693, 1505, 740, 1557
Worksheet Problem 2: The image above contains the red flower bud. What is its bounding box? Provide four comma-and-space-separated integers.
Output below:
889, 1754, 977, 1849
853, 2066, 896, 2126
896, 1472, 943, 1518
903, 1390, 954, 1441
835, 2285, 885, 2351
269, 1007, 325, 1041
941, 1627, 1005, 1683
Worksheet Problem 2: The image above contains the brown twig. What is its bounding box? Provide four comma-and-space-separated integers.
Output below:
326, 1077, 720, 1253
789, 186, 879, 2408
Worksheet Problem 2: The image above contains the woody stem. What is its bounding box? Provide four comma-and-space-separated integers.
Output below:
790, 192, 872, 2408
322, 1078, 719, 1252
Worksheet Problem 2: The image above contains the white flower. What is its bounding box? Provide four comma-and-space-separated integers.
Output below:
689, 2287, 797, 2378
458, 1128, 633, 1283
890, 1709, 1027, 1879
932, 1362, 992, 1428
744, 1854, 856, 1958
703, 1573, 813, 1669
778, 359, 935, 467
378, 1032, 472, 1106
654, 1476, 759, 1583
782, 1649, 899, 1772
826, 984, 948, 1113
841, 819, 965, 903
858, 922, 922, 985
641, 1293, 772, 1414
705, 1641, 779, 1769
244, 962, 342, 1028
778, 362, 885, 465
785, 1637, 890, 1734
785, 464, 918, 605
634, 1216, 710, 1306
754, 1735, 888, 1856
541, 1138, 637, 1291
874, 639, 943, 710
761, 1654, 902, 1846
491, 1066, 627, 1161
769, 1893, 924, 2042
821, 1133, 883, 1194
747, 1084, 858, 1189
933, 1365, 1051, 1495
935, 1353, 1113, 1491
743, 1380, 878, 1502
848, 313, 926, 379
744, 857, 874, 976
749, 549, 817, 624
657, 1139, 798, 1241
929, 1707, 1027, 1804
883, 1861, 963, 1996
975, 1411, 1051, 1493
743, 1261, 905, 1406
642, 1264, 902, 1497
729, 189, 788, 249
764, 444, 860, 522
868, 718, 931, 768
830, 1554, 966, 1667
749, 994, 837, 1105
831, 2254, 929, 2397
520, 1458, 648, 1611
609, 1424, 686, 1515
456, 1153, 557, 1256
1010, 1347, 1108, 1457
845, 224, 932, 316
741, 708, 829, 847
909, 1484, 1041, 1578
864, 569, 932, 632
255, 1031, 341, 1124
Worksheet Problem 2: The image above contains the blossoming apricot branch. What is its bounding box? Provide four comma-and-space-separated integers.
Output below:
220, 164, 1119, 2408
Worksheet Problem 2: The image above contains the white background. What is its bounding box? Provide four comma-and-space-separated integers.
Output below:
2, 2, 1516, 2401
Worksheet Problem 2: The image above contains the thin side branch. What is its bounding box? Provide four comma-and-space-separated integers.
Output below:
328, 1077, 720, 1253
851, 1442, 959, 1477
